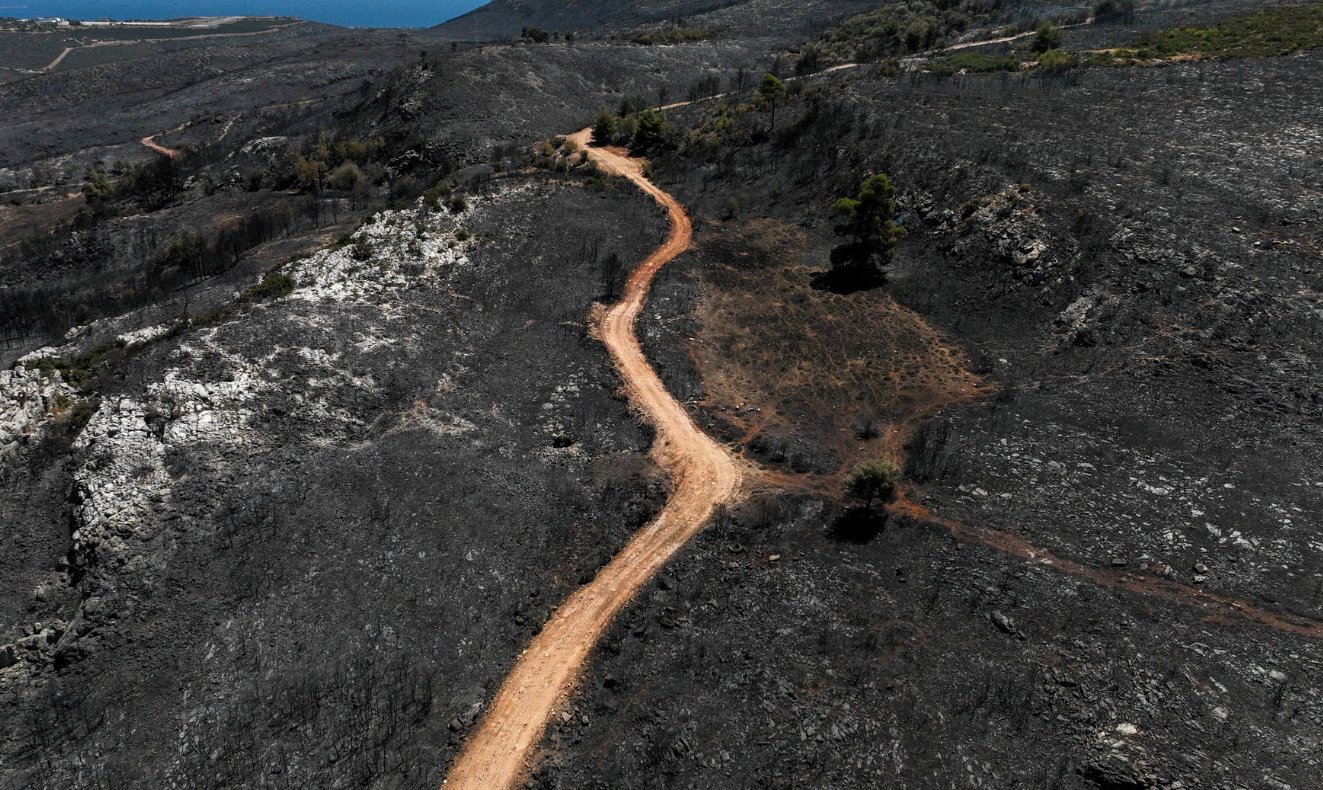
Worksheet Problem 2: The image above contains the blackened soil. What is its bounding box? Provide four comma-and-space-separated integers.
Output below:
542, 45, 1323, 790
0, 179, 670, 789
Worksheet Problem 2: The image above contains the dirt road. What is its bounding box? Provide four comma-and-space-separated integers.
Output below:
889, 493, 1323, 639
441, 130, 743, 789
140, 135, 181, 159
41, 47, 74, 72
141, 120, 189, 159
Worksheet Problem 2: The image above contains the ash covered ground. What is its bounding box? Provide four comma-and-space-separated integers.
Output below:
3, 2, 1323, 789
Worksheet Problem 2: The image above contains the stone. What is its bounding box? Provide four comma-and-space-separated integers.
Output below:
990, 610, 1019, 636
1080, 753, 1150, 789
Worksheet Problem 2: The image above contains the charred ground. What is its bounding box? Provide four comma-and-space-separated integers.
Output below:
533, 8, 1323, 790
3, 2, 1323, 789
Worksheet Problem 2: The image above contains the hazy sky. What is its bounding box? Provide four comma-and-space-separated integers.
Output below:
6, 0, 488, 27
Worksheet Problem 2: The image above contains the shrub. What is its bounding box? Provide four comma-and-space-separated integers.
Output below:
1131, 4, 1323, 59
1037, 48, 1074, 73
325, 161, 364, 192
1033, 21, 1064, 53
422, 182, 452, 213
629, 26, 719, 45
846, 458, 901, 506
520, 26, 550, 43
928, 51, 1022, 75
350, 239, 374, 261
241, 270, 296, 302
81, 170, 114, 205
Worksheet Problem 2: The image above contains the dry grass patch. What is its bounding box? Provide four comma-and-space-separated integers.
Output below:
688, 219, 985, 470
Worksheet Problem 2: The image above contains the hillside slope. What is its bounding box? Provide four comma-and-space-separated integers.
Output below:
432, 0, 880, 40
536, 18, 1323, 790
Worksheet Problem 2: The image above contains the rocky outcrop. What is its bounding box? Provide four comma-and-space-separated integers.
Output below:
3, 190, 494, 681
953, 184, 1057, 275
0, 366, 76, 470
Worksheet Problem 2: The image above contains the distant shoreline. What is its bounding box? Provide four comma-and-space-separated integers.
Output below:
2, 1, 483, 29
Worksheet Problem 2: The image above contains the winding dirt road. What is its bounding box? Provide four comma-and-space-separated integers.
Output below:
441, 129, 743, 790
141, 133, 182, 159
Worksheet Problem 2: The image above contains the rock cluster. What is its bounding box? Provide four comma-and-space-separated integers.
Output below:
0, 366, 75, 469
954, 184, 1056, 276
2, 191, 497, 680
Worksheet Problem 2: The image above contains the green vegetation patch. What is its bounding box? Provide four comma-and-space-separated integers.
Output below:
23, 340, 127, 390
240, 270, 297, 302
629, 26, 720, 45
1132, 3, 1323, 59
846, 458, 902, 507
928, 51, 1024, 75
811, 1, 992, 64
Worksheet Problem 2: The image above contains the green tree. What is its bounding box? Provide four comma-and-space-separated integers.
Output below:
631, 108, 669, 152
617, 115, 639, 146
1033, 21, 1064, 53
757, 72, 787, 131
831, 173, 904, 282
81, 170, 115, 205
846, 458, 901, 507
591, 108, 619, 145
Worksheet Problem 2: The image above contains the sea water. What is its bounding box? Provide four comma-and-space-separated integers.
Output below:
6, 0, 485, 28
